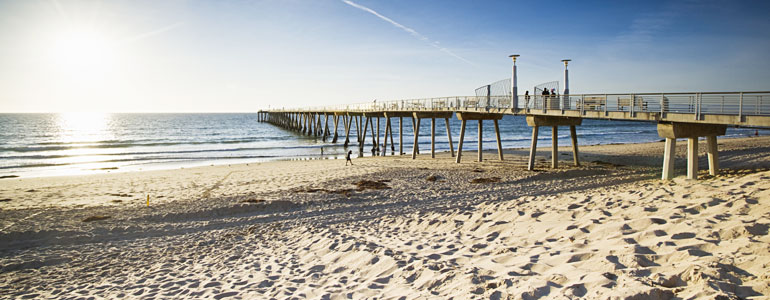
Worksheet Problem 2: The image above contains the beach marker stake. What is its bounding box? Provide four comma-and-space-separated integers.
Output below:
147, 194, 150, 207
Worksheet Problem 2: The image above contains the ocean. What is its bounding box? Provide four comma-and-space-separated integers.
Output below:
0, 113, 762, 178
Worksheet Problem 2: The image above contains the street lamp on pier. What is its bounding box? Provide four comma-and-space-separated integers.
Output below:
510, 54, 520, 110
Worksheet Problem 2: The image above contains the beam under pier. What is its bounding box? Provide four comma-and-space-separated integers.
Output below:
525, 115, 582, 170
657, 122, 726, 180
412, 112, 453, 159
455, 112, 503, 163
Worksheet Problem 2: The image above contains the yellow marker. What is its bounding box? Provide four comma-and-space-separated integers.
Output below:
146, 194, 150, 207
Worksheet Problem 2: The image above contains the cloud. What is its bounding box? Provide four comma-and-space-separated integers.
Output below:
341, 0, 474, 65
118, 22, 184, 45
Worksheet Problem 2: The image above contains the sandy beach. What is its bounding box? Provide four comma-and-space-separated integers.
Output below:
1, 136, 769, 299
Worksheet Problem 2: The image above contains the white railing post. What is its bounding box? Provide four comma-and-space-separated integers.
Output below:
695, 93, 700, 120
721, 96, 724, 113
630, 93, 634, 117
604, 94, 608, 116
660, 93, 665, 115
757, 95, 762, 115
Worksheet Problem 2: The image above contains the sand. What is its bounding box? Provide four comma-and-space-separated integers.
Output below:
1, 136, 769, 299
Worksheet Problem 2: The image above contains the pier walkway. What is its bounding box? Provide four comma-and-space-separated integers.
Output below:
258, 91, 770, 180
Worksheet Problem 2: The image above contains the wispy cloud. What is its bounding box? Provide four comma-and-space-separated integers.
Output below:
341, 0, 474, 65
118, 22, 184, 45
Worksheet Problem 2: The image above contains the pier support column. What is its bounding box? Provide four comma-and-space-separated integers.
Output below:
389, 118, 395, 154
332, 114, 339, 143
445, 118, 454, 157
309, 113, 315, 136
456, 120, 466, 163
526, 116, 582, 170
361, 116, 369, 154
354, 115, 361, 146
370, 116, 377, 153
687, 137, 698, 180
307, 113, 312, 135
570, 125, 580, 167
412, 117, 419, 154
707, 135, 719, 176
412, 118, 421, 159
399, 117, 404, 155
552, 126, 558, 169
382, 117, 389, 157
494, 119, 503, 161
376, 117, 381, 152
662, 138, 677, 180
323, 114, 330, 141
478, 120, 483, 162
431, 118, 436, 158
657, 122, 726, 180
301, 113, 306, 134
528, 126, 539, 171
344, 115, 352, 147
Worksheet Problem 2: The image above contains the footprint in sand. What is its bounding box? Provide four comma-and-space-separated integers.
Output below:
671, 232, 696, 240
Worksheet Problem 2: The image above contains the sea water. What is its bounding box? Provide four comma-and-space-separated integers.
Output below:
0, 113, 762, 178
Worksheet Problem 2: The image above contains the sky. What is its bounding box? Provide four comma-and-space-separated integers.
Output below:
0, 0, 769, 113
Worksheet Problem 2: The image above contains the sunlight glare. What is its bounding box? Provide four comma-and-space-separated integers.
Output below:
56, 112, 113, 144
48, 26, 117, 79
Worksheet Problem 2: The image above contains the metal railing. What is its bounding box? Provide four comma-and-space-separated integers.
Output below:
269, 91, 770, 117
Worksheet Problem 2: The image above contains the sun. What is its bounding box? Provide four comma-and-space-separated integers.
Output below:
48, 25, 118, 80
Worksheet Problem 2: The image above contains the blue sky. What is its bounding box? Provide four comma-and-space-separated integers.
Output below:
0, 0, 769, 112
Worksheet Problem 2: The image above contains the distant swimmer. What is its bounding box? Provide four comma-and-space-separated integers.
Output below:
345, 150, 353, 166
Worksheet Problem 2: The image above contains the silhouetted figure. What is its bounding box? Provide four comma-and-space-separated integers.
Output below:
524, 90, 530, 107
346, 150, 353, 166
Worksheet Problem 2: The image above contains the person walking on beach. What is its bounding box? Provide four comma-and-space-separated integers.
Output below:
345, 150, 353, 166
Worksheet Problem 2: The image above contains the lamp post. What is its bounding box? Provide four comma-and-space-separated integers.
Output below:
561, 59, 571, 95
561, 59, 571, 110
510, 54, 520, 110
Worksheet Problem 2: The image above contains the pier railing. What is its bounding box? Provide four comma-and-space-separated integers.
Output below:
274, 91, 770, 117
525, 92, 770, 116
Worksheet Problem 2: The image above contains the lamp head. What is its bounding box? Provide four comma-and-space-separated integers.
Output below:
561, 59, 571, 66
509, 54, 520, 62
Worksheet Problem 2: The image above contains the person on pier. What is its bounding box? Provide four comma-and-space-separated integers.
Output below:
525, 90, 530, 108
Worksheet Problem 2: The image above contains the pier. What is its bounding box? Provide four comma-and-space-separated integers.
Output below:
258, 58, 770, 180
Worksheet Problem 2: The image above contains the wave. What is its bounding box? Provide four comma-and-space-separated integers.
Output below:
0, 155, 279, 170
0, 137, 289, 153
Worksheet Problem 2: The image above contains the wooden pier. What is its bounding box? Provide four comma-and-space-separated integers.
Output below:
258, 91, 770, 180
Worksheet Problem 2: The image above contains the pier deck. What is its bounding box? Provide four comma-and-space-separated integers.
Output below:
258, 91, 770, 180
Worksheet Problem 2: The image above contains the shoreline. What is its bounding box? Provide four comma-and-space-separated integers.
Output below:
1, 132, 764, 181
0, 135, 769, 298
